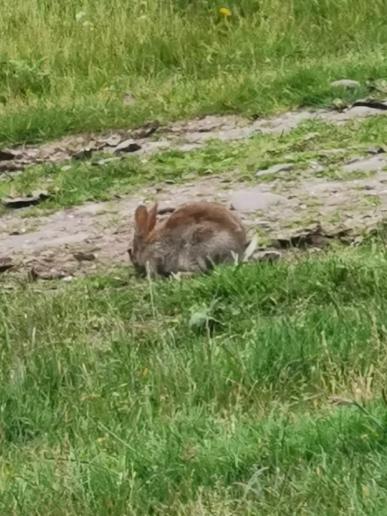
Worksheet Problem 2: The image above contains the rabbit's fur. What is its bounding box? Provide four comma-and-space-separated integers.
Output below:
129, 201, 247, 277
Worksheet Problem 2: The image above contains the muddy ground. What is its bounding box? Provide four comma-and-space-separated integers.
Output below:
1, 102, 387, 279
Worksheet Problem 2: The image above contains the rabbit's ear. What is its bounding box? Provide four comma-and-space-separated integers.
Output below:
147, 203, 158, 232
134, 205, 149, 236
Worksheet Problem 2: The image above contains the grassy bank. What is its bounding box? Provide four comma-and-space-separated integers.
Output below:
1, 240, 387, 513
1, 0, 387, 144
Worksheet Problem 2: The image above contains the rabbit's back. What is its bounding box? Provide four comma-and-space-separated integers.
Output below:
164, 202, 245, 242
157, 202, 247, 273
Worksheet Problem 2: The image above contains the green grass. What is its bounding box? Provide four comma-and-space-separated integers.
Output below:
2, 115, 387, 215
4, 2, 387, 512
1, 0, 387, 144
2, 239, 387, 513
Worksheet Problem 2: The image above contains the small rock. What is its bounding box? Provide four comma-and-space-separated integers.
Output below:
29, 267, 69, 281
72, 148, 93, 160
330, 79, 361, 90
0, 257, 13, 273
114, 139, 142, 153
256, 163, 294, 178
9, 228, 26, 235
367, 146, 386, 155
3, 191, 50, 209
101, 135, 122, 147
73, 251, 96, 262
230, 188, 285, 213
342, 155, 387, 173
132, 123, 159, 139
0, 149, 16, 161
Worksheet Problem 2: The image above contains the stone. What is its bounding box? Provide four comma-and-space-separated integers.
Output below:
330, 79, 360, 90
342, 155, 387, 173
132, 123, 159, 139
367, 146, 386, 155
29, 267, 70, 281
3, 191, 50, 209
101, 135, 122, 147
230, 187, 285, 213
72, 148, 93, 160
256, 163, 294, 178
114, 139, 142, 153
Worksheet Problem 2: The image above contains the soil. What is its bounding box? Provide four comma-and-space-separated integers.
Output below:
1, 103, 387, 279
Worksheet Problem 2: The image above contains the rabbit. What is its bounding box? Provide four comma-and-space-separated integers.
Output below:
128, 201, 247, 277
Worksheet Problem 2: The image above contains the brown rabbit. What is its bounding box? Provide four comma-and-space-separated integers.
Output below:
128, 201, 247, 277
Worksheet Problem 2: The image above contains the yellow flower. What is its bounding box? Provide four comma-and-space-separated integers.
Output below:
219, 7, 232, 17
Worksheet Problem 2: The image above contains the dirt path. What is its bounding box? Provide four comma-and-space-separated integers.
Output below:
1, 103, 387, 173
1, 103, 387, 278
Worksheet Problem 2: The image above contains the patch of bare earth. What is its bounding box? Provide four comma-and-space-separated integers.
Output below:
1, 103, 387, 279
1, 102, 386, 173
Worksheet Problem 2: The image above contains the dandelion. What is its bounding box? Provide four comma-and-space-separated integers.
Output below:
219, 7, 232, 17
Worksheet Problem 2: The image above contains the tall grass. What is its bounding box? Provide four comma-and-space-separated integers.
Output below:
2, 242, 387, 512
1, 0, 387, 143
